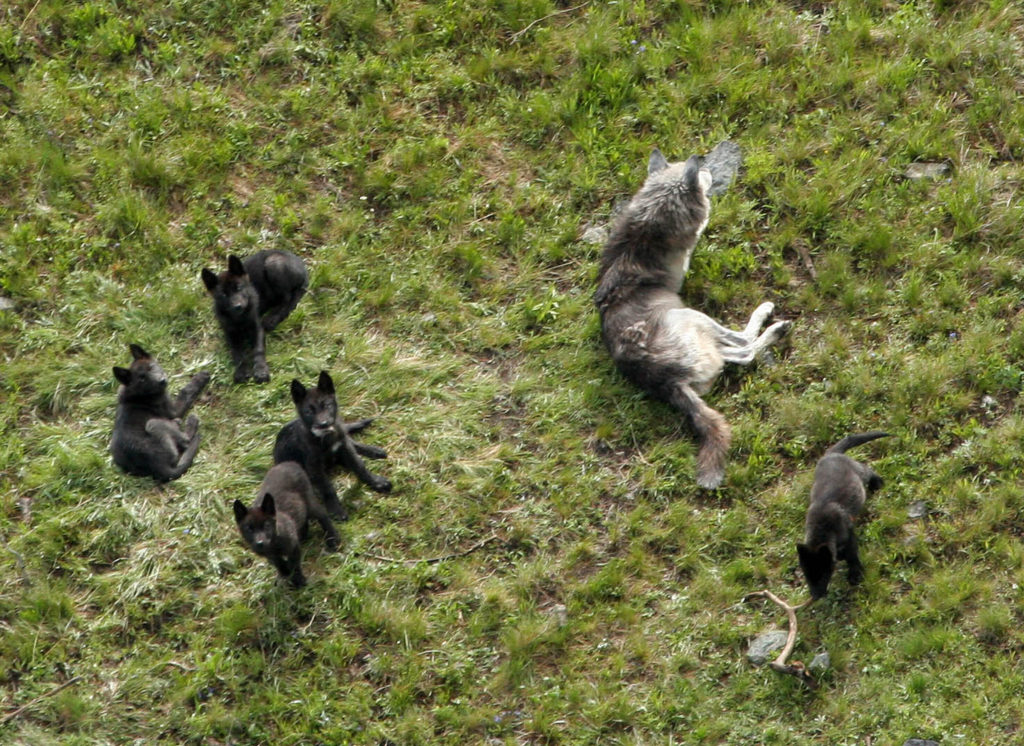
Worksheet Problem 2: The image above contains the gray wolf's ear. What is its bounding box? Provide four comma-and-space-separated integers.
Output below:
683, 155, 701, 190
290, 379, 307, 405
648, 148, 669, 175
227, 255, 246, 276
129, 343, 149, 360
113, 366, 132, 385
233, 500, 248, 523
201, 268, 219, 292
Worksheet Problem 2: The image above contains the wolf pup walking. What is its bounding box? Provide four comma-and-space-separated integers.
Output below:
201, 250, 308, 383
273, 371, 391, 521
110, 343, 211, 481
594, 146, 791, 489
797, 432, 889, 600
234, 461, 339, 588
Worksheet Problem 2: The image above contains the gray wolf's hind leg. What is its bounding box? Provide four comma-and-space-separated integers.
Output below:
744, 302, 776, 340
719, 320, 792, 365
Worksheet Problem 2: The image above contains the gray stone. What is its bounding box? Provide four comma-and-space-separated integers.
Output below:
580, 223, 607, 245
746, 629, 789, 666
702, 140, 742, 196
902, 740, 939, 746
904, 162, 950, 180
908, 501, 929, 520
0, 296, 14, 311
548, 603, 568, 628
808, 651, 830, 673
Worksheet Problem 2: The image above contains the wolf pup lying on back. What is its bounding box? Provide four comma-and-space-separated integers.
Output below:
798, 432, 889, 600
201, 251, 308, 383
110, 343, 211, 481
234, 461, 339, 588
273, 371, 391, 521
594, 145, 791, 489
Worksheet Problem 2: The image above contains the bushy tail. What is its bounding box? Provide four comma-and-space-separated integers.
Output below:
668, 382, 731, 489
826, 431, 890, 455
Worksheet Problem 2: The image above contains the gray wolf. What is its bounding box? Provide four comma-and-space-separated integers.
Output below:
201, 251, 308, 383
594, 146, 791, 488
273, 371, 391, 521
110, 343, 210, 481
233, 461, 339, 588
797, 432, 889, 600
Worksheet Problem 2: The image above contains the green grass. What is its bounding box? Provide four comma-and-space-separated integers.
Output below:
3, 0, 1024, 743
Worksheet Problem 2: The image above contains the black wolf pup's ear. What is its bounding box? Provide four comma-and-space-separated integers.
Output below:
201, 268, 219, 291
260, 493, 276, 516
317, 370, 334, 395
290, 378, 307, 405
129, 343, 149, 360
227, 255, 246, 276
233, 500, 249, 523
113, 366, 132, 385
648, 148, 669, 176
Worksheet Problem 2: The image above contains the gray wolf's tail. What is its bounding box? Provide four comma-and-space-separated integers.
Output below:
826, 431, 890, 455
668, 382, 731, 489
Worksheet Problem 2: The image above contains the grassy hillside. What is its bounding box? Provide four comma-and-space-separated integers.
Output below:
2, 0, 1024, 743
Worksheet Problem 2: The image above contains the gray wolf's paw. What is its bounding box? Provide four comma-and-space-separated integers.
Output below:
185, 414, 200, 438
194, 370, 212, 388
370, 476, 392, 494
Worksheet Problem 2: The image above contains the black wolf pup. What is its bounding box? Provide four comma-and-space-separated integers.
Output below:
201, 251, 308, 383
797, 432, 890, 600
233, 461, 339, 588
594, 145, 791, 489
273, 370, 391, 521
110, 343, 211, 482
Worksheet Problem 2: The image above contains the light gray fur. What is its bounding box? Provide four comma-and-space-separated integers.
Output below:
595, 146, 791, 488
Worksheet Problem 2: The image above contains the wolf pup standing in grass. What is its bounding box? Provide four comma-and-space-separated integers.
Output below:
594, 145, 792, 489
797, 432, 890, 600
110, 343, 211, 482
234, 461, 339, 588
273, 370, 391, 521
201, 251, 308, 383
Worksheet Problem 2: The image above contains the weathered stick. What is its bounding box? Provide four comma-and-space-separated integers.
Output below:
1, 676, 82, 725
357, 534, 499, 565
744, 590, 817, 689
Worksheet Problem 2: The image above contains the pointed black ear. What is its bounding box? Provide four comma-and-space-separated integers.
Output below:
201, 268, 219, 291
260, 493, 276, 516
290, 378, 307, 405
233, 500, 249, 523
113, 366, 131, 385
129, 343, 149, 360
648, 148, 669, 175
683, 155, 701, 190
227, 255, 246, 276
867, 473, 884, 492
317, 370, 334, 395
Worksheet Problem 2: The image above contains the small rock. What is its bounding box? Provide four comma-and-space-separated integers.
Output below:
0, 296, 14, 311
981, 395, 998, 411
904, 162, 950, 180
747, 629, 789, 666
580, 223, 608, 245
808, 651, 830, 673
548, 604, 568, 628
902, 740, 939, 746
907, 501, 929, 520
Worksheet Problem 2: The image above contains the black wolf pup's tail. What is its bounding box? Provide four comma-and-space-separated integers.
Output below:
826, 431, 890, 455
669, 382, 731, 490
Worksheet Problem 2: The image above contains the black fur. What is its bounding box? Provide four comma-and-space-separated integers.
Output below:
233, 461, 339, 588
110, 343, 210, 481
797, 431, 890, 599
272, 370, 391, 521
201, 250, 308, 383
